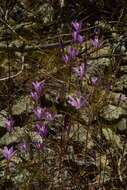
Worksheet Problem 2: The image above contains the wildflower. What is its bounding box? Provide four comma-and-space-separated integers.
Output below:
32, 81, 45, 95
73, 63, 86, 80
34, 107, 55, 122
33, 141, 44, 151
71, 21, 82, 32
31, 91, 40, 102
35, 123, 48, 137
72, 31, 84, 44
68, 95, 86, 109
33, 107, 43, 120
4, 117, 14, 132
2, 146, 16, 160
91, 76, 100, 86
19, 141, 28, 153
62, 54, 70, 64
67, 47, 79, 59
120, 94, 127, 101
118, 94, 127, 104
44, 109, 55, 122
91, 36, 100, 48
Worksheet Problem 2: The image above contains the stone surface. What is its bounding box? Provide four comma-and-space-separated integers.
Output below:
0, 110, 7, 127
100, 104, 126, 122
0, 127, 24, 145
116, 118, 127, 131
12, 95, 33, 115
114, 75, 127, 92
110, 92, 127, 109
119, 66, 127, 74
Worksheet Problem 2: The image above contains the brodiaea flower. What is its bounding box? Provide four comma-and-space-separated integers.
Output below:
32, 81, 45, 95
44, 109, 55, 122
67, 47, 79, 59
3, 146, 16, 160
35, 123, 48, 137
33, 107, 43, 120
31, 91, 40, 102
118, 94, 127, 104
72, 31, 84, 44
4, 117, 14, 132
68, 95, 86, 109
73, 63, 86, 80
91, 36, 100, 48
71, 21, 82, 32
91, 76, 100, 86
33, 142, 44, 151
19, 141, 29, 153
62, 54, 69, 64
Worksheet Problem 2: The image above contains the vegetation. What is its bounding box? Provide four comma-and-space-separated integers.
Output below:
0, 0, 127, 189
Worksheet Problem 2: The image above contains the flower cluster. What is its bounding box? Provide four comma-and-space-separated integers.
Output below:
31, 81, 45, 102
73, 63, 86, 80
31, 81, 49, 146
72, 21, 84, 44
62, 20, 84, 64
68, 94, 87, 109
62, 46, 79, 64
34, 123, 48, 137
33, 107, 55, 122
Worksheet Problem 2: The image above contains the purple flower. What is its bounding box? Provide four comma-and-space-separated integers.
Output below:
71, 21, 82, 32
44, 109, 55, 122
91, 76, 100, 86
33, 107, 43, 120
72, 32, 84, 44
118, 94, 127, 104
35, 123, 48, 137
19, 142, 29, 153
32, 81, 45, 95
34, 107, 55, 122
31, 91, 40, 102
2, 146, 16, 160
73, 63, 86, 80
67, 47, 79, 59
4, 117, 14, 132
33, 142, 44, 151
62, 54, 70, 64
91, 36, 100, 48
120, 95, 127, 101
68, 95, 86, 109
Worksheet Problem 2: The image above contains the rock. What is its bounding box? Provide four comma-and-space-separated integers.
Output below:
37, 3, 53, 24
119, 66, 127, 74
0, 127, 24, 146
97, 58, 111, 67
110, 92, 127, 110
116, 118, 127, 131
0, 110, 7, 127
102, 128, 122, 149
100, 104, 126, 122
114, 75, 127, 92
91, 46, 111, 58
12, 95, 33, 115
